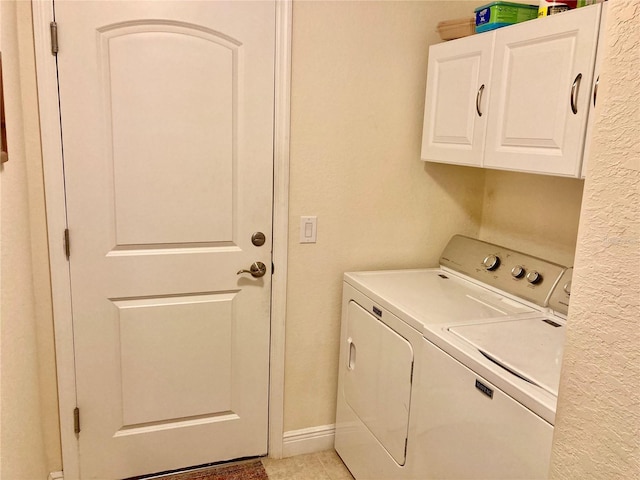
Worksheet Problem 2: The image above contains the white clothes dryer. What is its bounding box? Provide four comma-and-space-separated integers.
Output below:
334, 235, 567, 480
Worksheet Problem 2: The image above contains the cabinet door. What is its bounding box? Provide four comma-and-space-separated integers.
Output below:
421, 33, 495, 167
484, 5, 601, 176
582, 3, 607, 179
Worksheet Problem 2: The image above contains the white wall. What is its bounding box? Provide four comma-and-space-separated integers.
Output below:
550, 1, 640, 476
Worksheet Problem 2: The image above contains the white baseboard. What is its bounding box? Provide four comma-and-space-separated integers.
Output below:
281, 424, 335, 458
48, 472, 63, 480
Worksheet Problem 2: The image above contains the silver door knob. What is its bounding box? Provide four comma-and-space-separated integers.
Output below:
237, 261, 267, 278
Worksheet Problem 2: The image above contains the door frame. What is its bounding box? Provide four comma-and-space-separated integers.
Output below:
32, 1, 291, 477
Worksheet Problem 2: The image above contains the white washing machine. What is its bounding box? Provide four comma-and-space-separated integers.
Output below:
334, 235, 568, 480
416, 268, 572, 479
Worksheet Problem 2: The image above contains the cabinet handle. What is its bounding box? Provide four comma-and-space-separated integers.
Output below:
570, 73, 582, 114
0, 54, 7, 164
476, 84, 485, 117
593, 75, 599, 107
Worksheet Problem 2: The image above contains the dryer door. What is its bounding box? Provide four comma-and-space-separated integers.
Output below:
344, 301, 414, 465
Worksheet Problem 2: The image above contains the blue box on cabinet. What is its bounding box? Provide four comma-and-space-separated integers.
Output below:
474, 1, 538, 32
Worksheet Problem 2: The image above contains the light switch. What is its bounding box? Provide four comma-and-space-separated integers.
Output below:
300, 216, 317, 243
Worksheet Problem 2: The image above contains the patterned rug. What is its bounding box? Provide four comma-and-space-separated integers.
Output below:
160, 460, 268, 480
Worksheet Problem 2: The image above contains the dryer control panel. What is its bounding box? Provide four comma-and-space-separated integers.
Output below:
440, 235, 566, 308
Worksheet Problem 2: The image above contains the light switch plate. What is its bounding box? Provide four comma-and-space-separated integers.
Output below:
300, 216, 317, 243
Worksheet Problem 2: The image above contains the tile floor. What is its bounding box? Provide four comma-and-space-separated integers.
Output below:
261, 450, 354, 480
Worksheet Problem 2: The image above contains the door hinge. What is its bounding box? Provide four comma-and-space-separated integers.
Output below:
73, 407, 80, 434
50, 21, 59, 55
64, 228, 70, 260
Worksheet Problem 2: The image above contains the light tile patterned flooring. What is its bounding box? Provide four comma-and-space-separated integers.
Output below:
261, 450, 354, 480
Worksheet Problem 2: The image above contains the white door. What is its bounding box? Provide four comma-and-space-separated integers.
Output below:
54, 1, 275, 478
421, 32, 495, 167
484, 5, 601, 176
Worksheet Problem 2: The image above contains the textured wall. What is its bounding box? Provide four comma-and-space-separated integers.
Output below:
285, 0, 484, 431
550, 1, 640, 478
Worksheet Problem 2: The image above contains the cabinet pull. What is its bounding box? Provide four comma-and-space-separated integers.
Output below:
476, 84, 485, 117
593, 75, 599, 107
570, 73, 582, 114
0, 54, 7, 164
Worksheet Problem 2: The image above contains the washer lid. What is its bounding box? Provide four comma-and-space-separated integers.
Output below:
449, 317, 566, 396
345, 269, 534, 332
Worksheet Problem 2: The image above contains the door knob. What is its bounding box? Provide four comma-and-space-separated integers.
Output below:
237, 261, 267, 278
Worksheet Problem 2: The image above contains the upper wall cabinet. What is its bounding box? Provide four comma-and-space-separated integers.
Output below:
421, 4, 603, 178
421, 33, 495, 167
485, 5, 601, 176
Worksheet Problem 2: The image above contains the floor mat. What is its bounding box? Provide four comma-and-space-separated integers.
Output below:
160, 460, 268, 480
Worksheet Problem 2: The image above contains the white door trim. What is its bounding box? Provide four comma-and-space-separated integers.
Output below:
269, 0, 292, 461
32, 2, 79, 478
32, 1, 291, 476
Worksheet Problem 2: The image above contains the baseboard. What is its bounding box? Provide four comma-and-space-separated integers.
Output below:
281, 424, 335, 458
48, 472, 63, 480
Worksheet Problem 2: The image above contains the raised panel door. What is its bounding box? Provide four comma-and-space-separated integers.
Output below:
421, 32, 495, 167
484, 5, 601, 176
54, 1, 276, 478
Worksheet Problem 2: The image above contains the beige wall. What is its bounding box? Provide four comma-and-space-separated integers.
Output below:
285, 0, 485, 431
550, 1, 640, 477
284, 0, 588, 433
478, 170, 584, 267
0, 1, 57, 478
16, 1, 61, 471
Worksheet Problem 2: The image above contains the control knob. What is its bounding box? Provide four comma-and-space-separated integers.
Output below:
482, 254, 500, 271
511, 265, 526, 279
563, 281, 572, 295
526, 271, 542, 284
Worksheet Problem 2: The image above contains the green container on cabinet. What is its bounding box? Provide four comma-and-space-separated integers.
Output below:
474, 1, 538, 33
